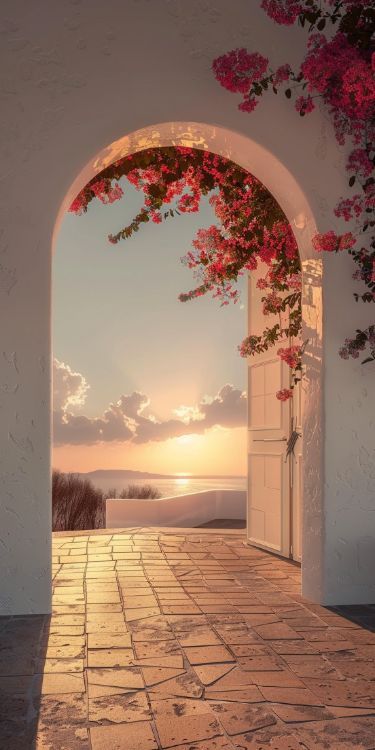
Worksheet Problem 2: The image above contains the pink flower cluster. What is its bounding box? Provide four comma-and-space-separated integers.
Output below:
261, 0, 303, 25
347, 149, 374, 180
312, 230, 356, 253
301, 33, 375, 143
276, 388, 293, 401
277, 345, 301, 369
295, 95, 315, 115
212, 48, 269, 95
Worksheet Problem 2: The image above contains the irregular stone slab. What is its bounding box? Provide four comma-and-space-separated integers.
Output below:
89, 690, 150, 723
169, 737, 235, 750
51, 615, 85, 626
294, 628, 345, 643
40, 673, 85, 695
123, 596, 159, 609
149, 671, 204, 698
163, 605, 203, 615
214, 629, 259, 646
86, 622, 127, 634
50, 625, 85, 636
88, 683, 138, 698
151, 696, 213, 719
233, 727, 308, 749
132, 628, 175, 642
46, 645, 85, 659
184, 646, 235, 665
327, 658, 375, 680
88, 633, 131, 649
126, 607, 163, 622
194, 664, 235, 686
305, 678, 375, 708
259, 687, 323, 707
205, 687, 264, 703
87, 667, 144, 690
271, 703, 336, 723
199, 605, 236, 614
35, 723, 90, 749
238, 657, 282, 673
230, 645, 272, 658
242, 615, 280, 627
129, 615, 173, 633
245, 672, 303, 688
86, 603, 123, 614
253, 624, 302, 641
142, 666, 186, 687
167, 616, 207, 631
35, 692, 87, 725
132, 655, 184, 669
135, 640, 181, 658
87, 649, 134, 668
269, 641, 318, 655
297, 717, 375, 750
209, 701, 277, 735
37, 658, 84, 673
207, 669, 257, 692
155, 711, 222, 748
87, 593, 120, 604
312, 641, 355, 654
45, 635, 86, 649
90, 720, 158, 750
178, 631, 222, 647
282, 655, 344, 680
329, 706, 375, 718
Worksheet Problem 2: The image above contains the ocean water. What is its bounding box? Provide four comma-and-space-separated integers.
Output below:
90, 475, 246, 499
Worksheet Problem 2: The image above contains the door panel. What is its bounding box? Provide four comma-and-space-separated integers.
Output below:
247, 265, 301, 560
248, 452, 285, 551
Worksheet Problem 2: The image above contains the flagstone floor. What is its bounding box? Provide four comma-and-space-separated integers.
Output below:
1, 528, 375, 750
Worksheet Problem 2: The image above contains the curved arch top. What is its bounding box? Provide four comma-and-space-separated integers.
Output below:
55, 121, 318, 263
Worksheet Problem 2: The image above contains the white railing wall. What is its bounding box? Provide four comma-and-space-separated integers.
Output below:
106, 489, 246, 528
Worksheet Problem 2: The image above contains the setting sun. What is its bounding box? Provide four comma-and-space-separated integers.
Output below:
175, 434, 197, 445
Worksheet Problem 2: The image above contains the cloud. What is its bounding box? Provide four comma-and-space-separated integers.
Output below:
53, 358, 89, 411
53, 359, 246, 446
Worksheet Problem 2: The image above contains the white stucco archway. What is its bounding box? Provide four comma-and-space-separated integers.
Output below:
1, 1, 374, 615
55, 120, 324, 601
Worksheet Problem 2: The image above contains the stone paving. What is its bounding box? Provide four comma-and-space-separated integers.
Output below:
1, 528, 375, 749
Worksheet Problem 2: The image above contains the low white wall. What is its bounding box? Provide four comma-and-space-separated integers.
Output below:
106, 489, 246, 528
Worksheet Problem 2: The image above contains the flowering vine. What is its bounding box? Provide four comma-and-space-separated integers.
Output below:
213, 0, 375, 367
69, 147, 302, 399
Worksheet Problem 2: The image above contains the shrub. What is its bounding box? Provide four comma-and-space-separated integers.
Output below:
105, 484, 162, 499
52, 470, 104, 531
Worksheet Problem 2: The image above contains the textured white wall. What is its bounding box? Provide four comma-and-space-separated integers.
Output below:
0, 0, 373, 613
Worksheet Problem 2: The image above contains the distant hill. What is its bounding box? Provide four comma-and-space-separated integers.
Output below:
79, 469, 245, 480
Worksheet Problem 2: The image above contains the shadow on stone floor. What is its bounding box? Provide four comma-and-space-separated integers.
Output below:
329, 604, 375, 633
1, 532, 375, 749
0, 614, 50, 748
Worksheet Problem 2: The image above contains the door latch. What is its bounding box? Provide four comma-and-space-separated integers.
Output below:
285, 423, 301, 461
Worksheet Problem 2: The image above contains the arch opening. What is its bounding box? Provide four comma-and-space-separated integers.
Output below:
53, 121, 324, 593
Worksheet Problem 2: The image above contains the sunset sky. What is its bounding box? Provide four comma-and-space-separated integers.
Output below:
53, 179, 247, 475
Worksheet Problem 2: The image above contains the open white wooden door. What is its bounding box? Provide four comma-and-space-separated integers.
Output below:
247, 267, 302, 561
